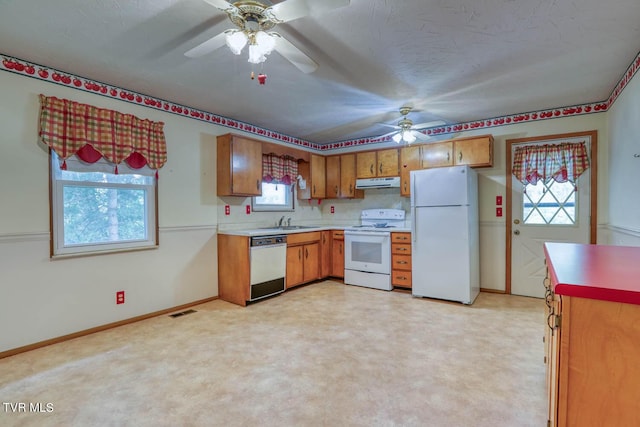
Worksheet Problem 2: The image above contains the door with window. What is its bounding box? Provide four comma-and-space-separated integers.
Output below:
507, 132, 596, 298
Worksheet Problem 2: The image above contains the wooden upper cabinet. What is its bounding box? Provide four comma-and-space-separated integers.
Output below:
356, 149, 399, 178
356, 151, 377, 178
421, 141, 453, 169
400, 146, 421, 197
326, 155, 341, 198
377, 148, 399, 177
217, 133, 263, 196
454, 135, 493, 167
340, 154, 363, 198
310, 154, 326, 198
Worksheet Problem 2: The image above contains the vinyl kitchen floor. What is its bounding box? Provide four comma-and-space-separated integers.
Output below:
0, 281, 546, 427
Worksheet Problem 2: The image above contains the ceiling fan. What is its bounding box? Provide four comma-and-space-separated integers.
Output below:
185, 0, 350, 74
378, 106, 446, 144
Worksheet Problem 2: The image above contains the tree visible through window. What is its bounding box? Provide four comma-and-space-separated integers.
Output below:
51, 152, 157, 256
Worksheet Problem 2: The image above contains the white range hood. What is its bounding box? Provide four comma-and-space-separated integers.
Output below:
355, 177, 401, 189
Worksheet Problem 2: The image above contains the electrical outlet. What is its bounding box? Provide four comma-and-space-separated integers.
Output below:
245, 205, 251, 214
496, 207, 503, 217
330, 206, 335, 214
225, 205, 230, 215
116, 291, 125, 304
496, 195, 503, 206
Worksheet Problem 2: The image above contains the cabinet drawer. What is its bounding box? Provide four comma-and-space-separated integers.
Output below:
287, 231, 321, 246
391, 243, 411, 255
392, 254, 412, 270
391, 232, 411, 243
332, 230, 344, 240
392, 270, 412, 288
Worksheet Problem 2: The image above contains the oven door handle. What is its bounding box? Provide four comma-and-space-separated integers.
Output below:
344, 231, 390, 239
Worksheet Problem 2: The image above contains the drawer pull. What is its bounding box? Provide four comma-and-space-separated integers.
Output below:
397, 261, 408, 264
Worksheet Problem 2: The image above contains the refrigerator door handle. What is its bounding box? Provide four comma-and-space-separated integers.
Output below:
412, 206, 417, 242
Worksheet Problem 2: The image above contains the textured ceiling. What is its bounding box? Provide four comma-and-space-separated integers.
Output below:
1, 0, 639, 145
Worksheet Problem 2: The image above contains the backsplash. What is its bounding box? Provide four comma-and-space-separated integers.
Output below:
217, 188, 410, 230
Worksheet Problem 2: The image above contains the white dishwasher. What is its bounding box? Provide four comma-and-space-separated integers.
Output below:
249, 235, 287, 302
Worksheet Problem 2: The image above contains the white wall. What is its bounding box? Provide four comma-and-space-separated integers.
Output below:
606, 70, 640, 246
0, 71, 222, 352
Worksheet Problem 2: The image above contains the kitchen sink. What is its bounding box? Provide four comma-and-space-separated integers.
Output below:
258, 225, 319, 231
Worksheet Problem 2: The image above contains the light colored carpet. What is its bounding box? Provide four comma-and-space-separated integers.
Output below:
0, 281, 546, 426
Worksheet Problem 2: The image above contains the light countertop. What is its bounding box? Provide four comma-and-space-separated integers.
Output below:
219, 226, 412, 237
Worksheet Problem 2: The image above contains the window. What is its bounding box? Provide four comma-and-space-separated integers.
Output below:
522, 180, 576, 225
251, 182, 294, 212
50, 151, 157, 256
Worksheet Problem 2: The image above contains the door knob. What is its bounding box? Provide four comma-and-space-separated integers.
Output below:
514, 230, 520, 235
514, 219, 520, 225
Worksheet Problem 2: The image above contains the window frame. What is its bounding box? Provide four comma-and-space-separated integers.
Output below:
49, 150, 159, 258
251, 181, 295, 212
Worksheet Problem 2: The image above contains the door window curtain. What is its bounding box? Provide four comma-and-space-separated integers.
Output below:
38, 95, 167, 174
512, 141, 589, 186
262, 153, 298, 185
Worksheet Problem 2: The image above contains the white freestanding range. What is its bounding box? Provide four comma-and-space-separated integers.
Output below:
410, 165, 480, 304
344, 209, 406, 291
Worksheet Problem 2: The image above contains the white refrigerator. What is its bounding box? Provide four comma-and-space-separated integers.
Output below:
410, 165, 480, 304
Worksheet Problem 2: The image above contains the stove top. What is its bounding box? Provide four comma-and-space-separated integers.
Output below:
346, 209, 406, 232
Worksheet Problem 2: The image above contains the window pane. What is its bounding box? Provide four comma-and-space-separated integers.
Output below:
63, 185, 147, 245
522, 180, 576, 225
59, 169, 153, 185
252, 182, 294, 211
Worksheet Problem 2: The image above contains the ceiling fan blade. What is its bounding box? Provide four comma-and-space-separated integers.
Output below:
410, 130, 432, 142
411, 120, 446, 130
376, 123, 401, 129
201, 0, 239, 13
184, 31, 229, 58
270, 32, 318, 73
265, 0, 350, 23
377, 130, 400, 140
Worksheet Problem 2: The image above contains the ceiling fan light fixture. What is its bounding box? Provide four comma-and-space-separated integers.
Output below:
225, 30, 248, 55
255, 30, 275, 55
392, 133, 403, 143
404, 131, 417, 144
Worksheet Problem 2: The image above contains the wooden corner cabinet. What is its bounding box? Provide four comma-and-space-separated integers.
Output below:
217, 133, 263, 196
391, 232, 412, 288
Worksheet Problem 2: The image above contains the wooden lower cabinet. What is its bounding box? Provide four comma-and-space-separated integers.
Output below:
217, 234, 251, 306
286, 232, 321, 288
391, 232, 411, 288
331, 230, 344, 278
544, 278, 640, 426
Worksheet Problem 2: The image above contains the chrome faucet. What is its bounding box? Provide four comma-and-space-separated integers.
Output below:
278, 215, 285, 227
287, 217, 292, 227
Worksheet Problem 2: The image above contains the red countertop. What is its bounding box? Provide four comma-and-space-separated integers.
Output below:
544, 242, 640, 305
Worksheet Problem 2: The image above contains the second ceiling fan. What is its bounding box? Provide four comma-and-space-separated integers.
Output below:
379, 106, 445, 144
185, 0, 350, 74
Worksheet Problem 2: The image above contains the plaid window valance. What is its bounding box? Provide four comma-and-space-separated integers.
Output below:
512, 141, 589, 185
262, 153, 298, 185
38, 95, 167, 171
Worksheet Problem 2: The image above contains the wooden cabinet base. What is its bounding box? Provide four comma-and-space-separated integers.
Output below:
550, 295, 640, 426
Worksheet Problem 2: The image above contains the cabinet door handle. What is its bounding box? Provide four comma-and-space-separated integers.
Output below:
339, 244, 342, 254
313, 184, 316, 195
349, 184, 353, 194
447, 152, 450, 162
370, 164, 374, 174
322, 234, 326, 244
305, 248, 309, 258
398, 261, 408, 264
257, 180, 260, 190
459, 151, 463, 162
379, 163, 383, 174
335, 185, 338, 195
299, 248, 302, 261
